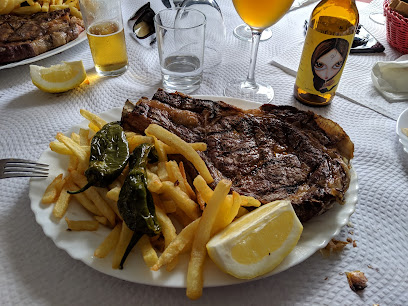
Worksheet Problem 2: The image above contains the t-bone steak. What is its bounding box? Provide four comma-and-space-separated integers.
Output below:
121, 89, 354, 223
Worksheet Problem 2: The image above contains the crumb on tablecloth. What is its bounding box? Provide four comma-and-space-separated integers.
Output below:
346, 271, 368, 292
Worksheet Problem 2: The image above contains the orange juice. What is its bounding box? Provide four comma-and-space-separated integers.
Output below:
232, 0, 295, 29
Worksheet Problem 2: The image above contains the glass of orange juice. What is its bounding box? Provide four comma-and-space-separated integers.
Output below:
224, 0, 295, 103
79, 0, 128, 76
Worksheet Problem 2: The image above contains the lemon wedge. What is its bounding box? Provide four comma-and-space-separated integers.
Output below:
206, 200, 303, 279
30, 61, 86, 93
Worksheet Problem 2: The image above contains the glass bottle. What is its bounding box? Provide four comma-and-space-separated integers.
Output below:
294, 0, 359, 106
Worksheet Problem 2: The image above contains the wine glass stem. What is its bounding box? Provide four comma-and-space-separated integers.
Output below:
245, 29, 262, 89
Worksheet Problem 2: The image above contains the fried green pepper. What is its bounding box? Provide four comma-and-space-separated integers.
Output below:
68, 121, 129, 194
117, 143, 161, 269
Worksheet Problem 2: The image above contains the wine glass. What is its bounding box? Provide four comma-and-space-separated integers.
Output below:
233, 24, 272, 41
224, 0, 295, 103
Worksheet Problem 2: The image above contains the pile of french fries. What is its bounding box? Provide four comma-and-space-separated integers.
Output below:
0, 0, 81, 19
42, 109, 262, 300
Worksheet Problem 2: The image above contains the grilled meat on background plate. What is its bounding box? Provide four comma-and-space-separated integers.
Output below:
121, 89, 354, 223
0, 8, 84, 65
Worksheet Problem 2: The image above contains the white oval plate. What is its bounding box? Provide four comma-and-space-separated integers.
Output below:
29, 96, 358, 288
396, 108, 408, 154
0, 32, 87, 70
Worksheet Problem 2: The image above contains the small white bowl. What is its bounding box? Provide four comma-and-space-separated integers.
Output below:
396, 108, 408, 153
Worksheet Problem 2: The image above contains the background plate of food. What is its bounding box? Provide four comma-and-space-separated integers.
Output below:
29, 95, 358, 288
0, 0, 86, 70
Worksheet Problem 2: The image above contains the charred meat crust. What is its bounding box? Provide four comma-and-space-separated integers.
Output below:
0, 9, 84, 65
121, 89, 354, 223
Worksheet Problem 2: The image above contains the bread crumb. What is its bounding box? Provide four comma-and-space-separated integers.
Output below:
346, 271, 368, 292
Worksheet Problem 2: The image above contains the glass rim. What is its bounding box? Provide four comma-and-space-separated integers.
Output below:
154, 7, 206, 30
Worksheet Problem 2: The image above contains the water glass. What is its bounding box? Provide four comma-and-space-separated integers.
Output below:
79, 0, 128, 76
154, 8, 206, 93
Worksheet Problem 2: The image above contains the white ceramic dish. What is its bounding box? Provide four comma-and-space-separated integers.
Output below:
29, 96, 358, 288
396, 108, 408, 154
0, 32, 87, 70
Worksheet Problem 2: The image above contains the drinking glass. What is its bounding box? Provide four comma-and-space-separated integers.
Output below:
224, 0, 295, 103
79, 0, 128, 76
154, 8, 206, 93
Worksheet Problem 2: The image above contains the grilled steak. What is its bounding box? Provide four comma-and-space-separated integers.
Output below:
0, 9, 84, 65
121, 89, 354, 223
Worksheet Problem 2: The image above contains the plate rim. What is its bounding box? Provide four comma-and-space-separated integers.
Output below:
0, 32, 87, 70
29, 96, 358, 288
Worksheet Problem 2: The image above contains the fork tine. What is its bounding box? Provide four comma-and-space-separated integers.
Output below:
5, 164, 49, 170
4, 168, 48, 175
2, 173, 48, 178
5, 159, 49, 168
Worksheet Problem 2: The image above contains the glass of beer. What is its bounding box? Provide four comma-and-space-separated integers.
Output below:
224, 0, 295, 103
79, 0, 128, 76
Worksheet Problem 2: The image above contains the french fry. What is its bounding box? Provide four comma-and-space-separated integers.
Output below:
65, 217, 99, 231
112, 222, 133, 269
56, 133, 87, 164
240, 196, 261, 208
146, 169, 162, 193
96, 187, 122, 220
228, 191, 242, 224
193, 175, 213, 202
53, 181, 71, 218
165, 160, 188, 194
68, 155, 78, 172
67, 4, 81, 19
236, 206, 249, 218
161, 181, 200, 220
66, 180, 102, 216
94, 216, 109, 226
179, 161, 196, 201
196, 191, 206, 211
145, 124, 213, 183
157, 161, 169, 182
151, 218, 200, 271
79, 128, 90, 146
171, 207, 192, 227
160, 199, 177, 214
137, 235, 159, 268
163, 142, 207, 154
80, 109, 107, 130
155, 206, 178, 270
186, 179, 231, 300
94, 223, 122, 258
146, 133, 167, 162
42, 173, 63, 204
127, 135, 153, 152
12, 3, 41, 14
70, 170, 116, 225
106, 186, 121, 202
88, 122, 100, 133
49, 141, 72, 155
41, 2, 49, 12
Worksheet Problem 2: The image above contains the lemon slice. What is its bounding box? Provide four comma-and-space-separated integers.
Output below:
206, 200, 303, 279
30, 61, 86, 93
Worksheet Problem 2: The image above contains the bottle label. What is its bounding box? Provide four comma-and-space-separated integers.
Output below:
295, 27, 354, 96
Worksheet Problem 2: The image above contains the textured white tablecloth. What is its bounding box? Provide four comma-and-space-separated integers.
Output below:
0, 1, 407, 305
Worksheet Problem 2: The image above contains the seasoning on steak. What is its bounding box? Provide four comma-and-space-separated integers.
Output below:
121, 89, 354, 223
0, 8, 84, 65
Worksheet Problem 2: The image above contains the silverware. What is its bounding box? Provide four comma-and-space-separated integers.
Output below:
0, 159, 48, 179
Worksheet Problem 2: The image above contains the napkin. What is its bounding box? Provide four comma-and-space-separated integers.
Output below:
371, 54, 408, 102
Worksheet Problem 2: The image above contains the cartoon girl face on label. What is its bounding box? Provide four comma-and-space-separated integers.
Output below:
311, 38, 349, 93
314, 49, 344, 81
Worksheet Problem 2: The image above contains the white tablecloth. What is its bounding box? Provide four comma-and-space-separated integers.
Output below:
0, 1, 407, 305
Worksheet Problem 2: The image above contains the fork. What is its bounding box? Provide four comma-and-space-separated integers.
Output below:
0, 159, 49, 179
